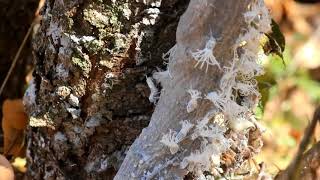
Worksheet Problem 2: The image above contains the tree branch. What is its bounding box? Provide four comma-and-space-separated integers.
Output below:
115, 0, 253, 179
276, 106, 320, 180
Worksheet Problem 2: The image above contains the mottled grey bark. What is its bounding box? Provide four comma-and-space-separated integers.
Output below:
26, 0, 269, 179
26, 0, 188, 179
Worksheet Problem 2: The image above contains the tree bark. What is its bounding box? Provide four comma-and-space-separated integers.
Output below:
26, 0, 271, 179
115, 0, 253, 179
25, 0, 188, 179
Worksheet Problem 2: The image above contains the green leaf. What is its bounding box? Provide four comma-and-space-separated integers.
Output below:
256, 72, 277, 111
262, 19, 286, 65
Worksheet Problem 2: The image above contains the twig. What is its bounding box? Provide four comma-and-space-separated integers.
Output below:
0, 20, 37, 97
287, 106, 320, 180
0, 0, 45, 97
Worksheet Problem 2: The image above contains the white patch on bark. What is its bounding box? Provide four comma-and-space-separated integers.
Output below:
47, 21, 61, 45
54, 132, 67, 142
56, 64, 69, 79
85, 116, 101, 128
23, 78, 37, 108
68, 94, 79, 107
69, 34, 95, 44
67, 108, 81, 119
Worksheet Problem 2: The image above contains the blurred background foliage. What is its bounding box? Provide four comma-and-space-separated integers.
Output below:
256, 0, 320, 175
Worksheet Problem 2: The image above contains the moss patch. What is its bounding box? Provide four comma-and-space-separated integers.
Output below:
72, 56, 92, 78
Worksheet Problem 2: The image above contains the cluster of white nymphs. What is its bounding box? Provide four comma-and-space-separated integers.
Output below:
158, 0, 271, 178
146, 45, 177, 104
160, 120, 194, 154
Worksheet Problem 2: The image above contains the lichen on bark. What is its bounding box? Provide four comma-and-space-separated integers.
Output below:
25, 0, 189, 179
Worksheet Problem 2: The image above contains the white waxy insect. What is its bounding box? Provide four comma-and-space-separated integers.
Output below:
175, 120, 194, 142
160, 120, 193, 155
160, 130, 179, 154
146, 76, 159, 104
186, 89, 202, 113
205, 91, 226, 112
192, 36, 221, 72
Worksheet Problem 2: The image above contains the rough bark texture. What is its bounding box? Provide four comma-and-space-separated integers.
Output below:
26, 0, 189, 179
115, 0, 253, 179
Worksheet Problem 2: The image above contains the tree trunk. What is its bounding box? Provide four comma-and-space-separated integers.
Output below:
115, 0, 253, 179
25, 0, 188, 179
26, 0, 271, 179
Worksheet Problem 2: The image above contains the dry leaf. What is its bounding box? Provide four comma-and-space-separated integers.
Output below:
2, 99, 28, 157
